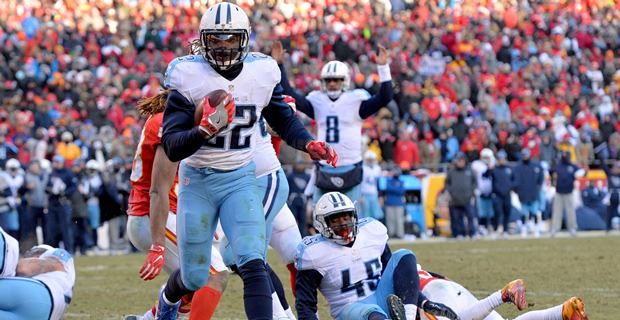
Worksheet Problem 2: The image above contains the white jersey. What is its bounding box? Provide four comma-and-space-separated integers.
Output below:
33, 248, 75, 320
361, 164, 382, 195
0, 227, 19, 277
307, 89, 370, 166
252, 118, 280, 178
296, 218, 388, 318
165, 53, 281, 171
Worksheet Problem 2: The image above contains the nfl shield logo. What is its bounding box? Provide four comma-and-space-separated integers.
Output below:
183, 178, 190, 186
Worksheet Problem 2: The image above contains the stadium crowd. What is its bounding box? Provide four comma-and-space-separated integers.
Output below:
0, 0, 619, 252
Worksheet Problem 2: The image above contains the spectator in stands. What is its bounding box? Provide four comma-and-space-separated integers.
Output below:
46, 155, 76, 254
85, 160, 103, 250
382, 168, 406, 239
599, 149, 620, 232
551, 151, 586, 237
71, 159, 93, 255
473, 149, 495, 236
513, 149, 544, 237
445, 152, 476, 238
394, 130, 420, 170
581, 180, 607, 221
56, 132, 81, 167
0, 133, 17, 168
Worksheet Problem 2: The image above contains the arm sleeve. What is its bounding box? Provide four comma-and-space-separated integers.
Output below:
295, 269, 323, 320
278, 64, 315, 119
359, 81, 394, 119
380, 244, 392, 274
161, 90, 205, 162
263, 84, 314, 151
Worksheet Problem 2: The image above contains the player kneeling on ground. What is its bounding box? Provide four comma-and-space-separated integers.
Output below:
295, 192, 459, 320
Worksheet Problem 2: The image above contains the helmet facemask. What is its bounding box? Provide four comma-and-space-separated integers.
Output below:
321, 77, 346, 99
201, 30, 249, 71
322, 209, 358, 245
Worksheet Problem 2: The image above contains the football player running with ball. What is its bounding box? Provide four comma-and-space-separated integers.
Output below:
295, 192, 458, 320
272, 41, 393, 204
156, 3, 336, 320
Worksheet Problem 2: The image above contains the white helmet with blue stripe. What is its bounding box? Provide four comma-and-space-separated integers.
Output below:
320, 60, 350, 99
314, 192, 358, 245
199, 2, 251, 71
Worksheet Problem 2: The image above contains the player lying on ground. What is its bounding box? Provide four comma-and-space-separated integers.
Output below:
156, 3, 337, 320
295, 192, 459, 320
0, 228, 75, 320
416, 266, 589, 320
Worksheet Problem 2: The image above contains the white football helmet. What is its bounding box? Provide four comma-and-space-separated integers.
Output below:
320, 61, 350, 99
199, 2, 251, 71
314, 192, 358, 245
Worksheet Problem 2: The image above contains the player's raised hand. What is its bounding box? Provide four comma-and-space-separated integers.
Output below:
199, 92, 235, 138
375, 45, 390, 65
139, 244, 165, 281
306, 140, 338, 167
271, 41, 285, 64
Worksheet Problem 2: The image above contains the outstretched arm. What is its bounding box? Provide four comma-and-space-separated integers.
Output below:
263, 84, 315, 151
359, 45, 394, 119
149, 146, 178, 248
16, 257, 64, 277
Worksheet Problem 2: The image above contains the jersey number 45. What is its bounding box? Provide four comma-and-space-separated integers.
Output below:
340, 258, 381, 298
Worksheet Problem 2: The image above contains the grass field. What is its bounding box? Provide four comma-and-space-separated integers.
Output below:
68, 234, 620, 320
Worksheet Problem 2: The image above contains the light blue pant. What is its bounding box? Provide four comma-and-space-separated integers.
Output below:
221, 168, 289, 267
0, 277, 53, 320
477, 196, 494, 218
177, 162, 266, 290
0, 209, 19, 231
313, 164, 362, 205
361, 193, 384, 220
520, 201, 539, 217
337, 249, 414, 320
87, 203, 100, 230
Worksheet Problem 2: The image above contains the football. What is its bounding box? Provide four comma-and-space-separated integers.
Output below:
194, 89, 229, 124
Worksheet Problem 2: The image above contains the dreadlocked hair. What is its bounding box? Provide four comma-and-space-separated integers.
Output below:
136, 90, 169, 116
188, 38, 204, 55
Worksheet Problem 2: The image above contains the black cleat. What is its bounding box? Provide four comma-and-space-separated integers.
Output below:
421, 300, 460, 320
387, 294, 407, 320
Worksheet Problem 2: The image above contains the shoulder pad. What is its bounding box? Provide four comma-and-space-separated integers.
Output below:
295, 235, 326, 271
352, 88, 371, 101
245, 52, 272, 62
358, 217, 388, 240
163, 55, 206, 96
244, 52, 280, 86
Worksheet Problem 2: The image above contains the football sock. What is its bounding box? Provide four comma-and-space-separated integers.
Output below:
286, 263, 297, 296
459, 291, 502, 320
393, 252, 419, 304
164, 270, 193, 304
238, 259, 272, 320
514, 305, 563, 320
368, 312, 388, 320
272, 291, 288, 319
404, 304, 417, 320
179, 294, 193, 314
142, 306, 156, 320
189, 286, 222, 320
285, 308, 297, 320
267, 263, 290, 310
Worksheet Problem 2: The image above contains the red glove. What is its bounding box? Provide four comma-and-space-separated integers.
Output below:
139, 244, 165, 281
199, 93, 235, 137
306, 140, 338, 167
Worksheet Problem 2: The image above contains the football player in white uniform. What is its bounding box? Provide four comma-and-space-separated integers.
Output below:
0, 245, 75, 320
272, 42, 393, 205
156, 3, 336, 320
416, 266, 589, 320
0, 226, 19, 278
295, 192, 458, 320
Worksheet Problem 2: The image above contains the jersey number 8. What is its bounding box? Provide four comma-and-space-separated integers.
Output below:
205, 105, 257, 150
325, 115, 339, 143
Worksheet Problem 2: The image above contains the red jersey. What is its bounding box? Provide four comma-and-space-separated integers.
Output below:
418, 268, 441, 291
127, 113, 178, 216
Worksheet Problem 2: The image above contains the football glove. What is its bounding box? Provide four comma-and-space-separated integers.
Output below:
139, 244, 165, 281
199, 93, 235, 138
421, 300, 460, 320
306, 140, 338, 167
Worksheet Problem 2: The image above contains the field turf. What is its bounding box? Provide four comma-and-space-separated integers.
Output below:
67, 234, 620, 319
